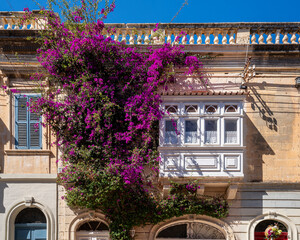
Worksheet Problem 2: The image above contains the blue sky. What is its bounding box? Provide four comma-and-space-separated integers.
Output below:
2, 0, 300, 23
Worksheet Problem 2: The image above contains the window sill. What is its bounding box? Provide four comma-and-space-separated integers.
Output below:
159, 146, 245, 150
5, 149, 52, 156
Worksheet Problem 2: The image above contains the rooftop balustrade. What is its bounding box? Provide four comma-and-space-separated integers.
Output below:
0, 11, 300, 45
104, 23, 300, 45
0, 11, 45, 30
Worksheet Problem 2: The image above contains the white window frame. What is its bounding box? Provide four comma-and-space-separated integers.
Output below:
160, 101, 243, 147
222, 117, 240, 146
163, 118, 180, 145
183, 117, 200, 145
203, 117, 220, 146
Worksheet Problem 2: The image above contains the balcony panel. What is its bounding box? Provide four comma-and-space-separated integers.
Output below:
160, 151, 243, 178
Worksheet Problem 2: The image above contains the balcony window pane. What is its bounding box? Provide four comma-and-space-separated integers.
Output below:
165, 105, 178, 114
205, 105, 217, 114
225, 105, 237, 113
225, 119, 237, 143
205, 119, 218, 144
165, 120, 178, 144
185, 105, 198, 113
185, 120, 197, 143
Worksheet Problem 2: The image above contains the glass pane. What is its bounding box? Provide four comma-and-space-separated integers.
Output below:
225, 105, 237, 113
34, 228, 47, 240
165, 105, 178, 113
185, 120, 197, 143
78, 221, 109, 231
225, 120, 237, 143
157, 224, 187, 238
185, 105, 198, 113
205, 105, 217, 113
255, 220, 287, 232
15, 229, 31, 240
165, 120, 176, 131
15, 208, 46, 224
165, 120, 178, 144
205, 120, 217, 144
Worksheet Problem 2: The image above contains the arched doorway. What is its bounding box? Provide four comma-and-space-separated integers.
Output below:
254, 220, 287, 240
156, 222, 226, 240
76, 220, 109, 240
14, 208, 47, 240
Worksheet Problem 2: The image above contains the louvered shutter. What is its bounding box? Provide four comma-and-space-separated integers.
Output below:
29, 96, 41, 148
16, 96, 28, 148
15, 95, 42, 149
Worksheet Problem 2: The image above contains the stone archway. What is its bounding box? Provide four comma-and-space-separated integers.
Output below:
248, 212, 298, 240
156, 222, 225, 239
69, 210, 110, 240
149, 215, 236, 240
5, 199, 55, 240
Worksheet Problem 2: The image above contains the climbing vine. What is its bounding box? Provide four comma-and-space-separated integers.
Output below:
24, 4, 228, 240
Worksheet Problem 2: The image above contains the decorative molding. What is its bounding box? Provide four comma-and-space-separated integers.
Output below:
162, 185, 170, 198
196, 185, 205, 196
226, 185, 238, 200
24, 197, 33, 206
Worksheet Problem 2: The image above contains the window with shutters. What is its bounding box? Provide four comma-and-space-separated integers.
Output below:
15, 95, 42, 149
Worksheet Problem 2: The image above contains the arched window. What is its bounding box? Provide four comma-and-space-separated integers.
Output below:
254, 220, 288, 240
15, 208, 46, 240
76, 220, 109, 240
156, 222, 225, 240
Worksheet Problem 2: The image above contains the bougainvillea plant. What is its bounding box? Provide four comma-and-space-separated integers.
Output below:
24, 3, 228, 239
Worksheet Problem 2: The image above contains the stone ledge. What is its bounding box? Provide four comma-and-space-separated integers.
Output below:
0, 173, 57, 181
5, 149, 52, 155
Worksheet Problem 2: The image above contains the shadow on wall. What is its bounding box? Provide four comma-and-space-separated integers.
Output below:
0, 182, 8, 213
0, 90, 10, 171
0, 117, 9, 213
243, 113, 274, 183
248, 85, 278, 132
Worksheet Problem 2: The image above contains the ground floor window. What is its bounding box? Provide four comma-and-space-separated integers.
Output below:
156, 222, 225, 239
76, 220, 109, 240
15, 208, 46, 240
254, 220, 288, 240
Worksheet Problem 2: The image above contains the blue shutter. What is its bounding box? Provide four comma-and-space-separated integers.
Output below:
29, 96, 41, 149
15, 96, 28, 149
15, 95, 42, 149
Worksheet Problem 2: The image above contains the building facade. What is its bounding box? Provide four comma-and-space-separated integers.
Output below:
0, 12, 300, 240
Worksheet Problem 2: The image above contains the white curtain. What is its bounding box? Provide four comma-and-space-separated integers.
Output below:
165, 131, 178, 144
225, 120, 237, 143
225, 131, 237, 143
205, 130, 217, 144
185, 131, 197, 143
